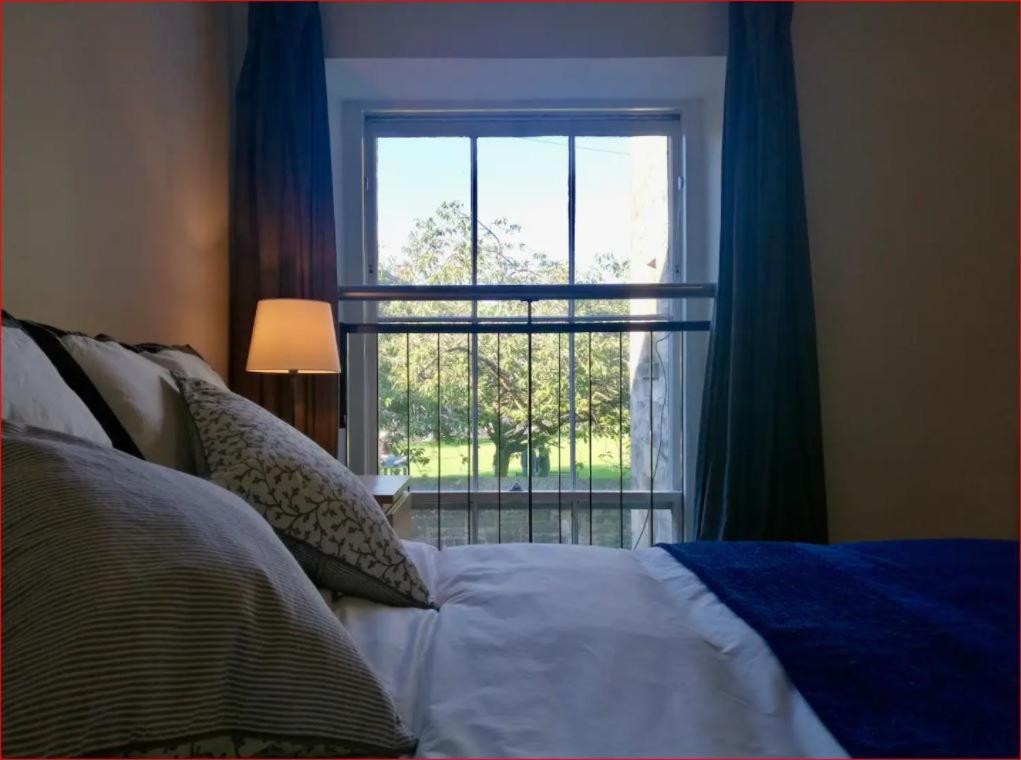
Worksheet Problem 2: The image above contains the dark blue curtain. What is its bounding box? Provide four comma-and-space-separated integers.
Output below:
230, 2, 338, 454
695, 3, 827, 542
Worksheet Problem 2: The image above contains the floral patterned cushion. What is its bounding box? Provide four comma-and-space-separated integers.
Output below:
175, 375, 432, 608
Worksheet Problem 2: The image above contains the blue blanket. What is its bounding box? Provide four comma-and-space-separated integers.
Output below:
658, 539, 1019, 758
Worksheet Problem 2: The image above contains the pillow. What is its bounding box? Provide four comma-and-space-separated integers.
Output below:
99, 336, 227, 389
175, 375, 433, 609
1, 319, 111, 446
140, 346, 227, 388
59, 334, 194, 471
1, 422, 417, 758
14, 317, 142, 456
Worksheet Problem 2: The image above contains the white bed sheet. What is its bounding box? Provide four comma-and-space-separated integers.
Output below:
328, 541, 845, 758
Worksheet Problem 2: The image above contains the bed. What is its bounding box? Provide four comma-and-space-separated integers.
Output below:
330, 539, 1018, 758
331, 541, 842, 757
3, 315, 1017, 758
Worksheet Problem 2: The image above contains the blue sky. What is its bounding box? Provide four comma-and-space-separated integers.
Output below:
376, 136, 667, 283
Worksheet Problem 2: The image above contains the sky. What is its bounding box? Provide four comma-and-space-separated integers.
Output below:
375, 135, 669, 285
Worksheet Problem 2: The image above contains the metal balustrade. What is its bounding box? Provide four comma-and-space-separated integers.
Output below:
339, 283, 714, 549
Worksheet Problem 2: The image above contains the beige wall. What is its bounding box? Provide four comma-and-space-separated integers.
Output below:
795, 3, 1019, 541
2, 3, 230, 374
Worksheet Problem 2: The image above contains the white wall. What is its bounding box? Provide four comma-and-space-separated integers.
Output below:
320, 3, 726, 59
2, 3, 230, 373
794, 3, 1018, 541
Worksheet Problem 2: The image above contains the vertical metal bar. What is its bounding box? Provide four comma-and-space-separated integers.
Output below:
497, 332, 502, 544
375, 338, 380, 474
405, 333, 411, 478
568, 135, 577, 545
649, 330, 655, 547
471, 137, 479, 286
471, 335, 480, 544
466, 333, 471, 544
588, 331, 593, 546
437, 333, 442, 549
568, 135, 576, 286
618, 330, 624, 548
557, 331, 563, 544
569, 331, 577, 544
679, 329, 686, 544
526, 300, 533, 543
470, 136, 480, 545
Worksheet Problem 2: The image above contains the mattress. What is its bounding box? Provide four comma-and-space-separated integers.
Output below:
327, 541, 845, 758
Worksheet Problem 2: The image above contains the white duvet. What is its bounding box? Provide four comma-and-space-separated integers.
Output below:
329, 541, 846, 758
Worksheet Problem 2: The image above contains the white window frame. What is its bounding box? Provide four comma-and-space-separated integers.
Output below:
337, 101, 712, 543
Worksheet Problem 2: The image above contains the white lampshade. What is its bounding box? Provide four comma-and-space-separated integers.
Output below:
246, 299, 340, 374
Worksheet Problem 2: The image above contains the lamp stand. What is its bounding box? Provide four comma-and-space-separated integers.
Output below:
288, 369, 299, 428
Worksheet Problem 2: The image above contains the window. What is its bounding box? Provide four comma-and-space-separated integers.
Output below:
354, 111, 694, 548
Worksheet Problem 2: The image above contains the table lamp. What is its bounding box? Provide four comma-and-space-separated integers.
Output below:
247, 298, 340, 425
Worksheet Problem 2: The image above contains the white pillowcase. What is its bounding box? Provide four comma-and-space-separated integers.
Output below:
1, 326, 112, 447
59, 335, 193, 471
141, 348, 226, 389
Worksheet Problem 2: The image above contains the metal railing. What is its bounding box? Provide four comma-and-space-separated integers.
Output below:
339, 282, 714, 549
339, 282, 715, 302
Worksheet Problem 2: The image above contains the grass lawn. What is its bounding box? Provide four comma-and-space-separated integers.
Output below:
384, 437, 632, 481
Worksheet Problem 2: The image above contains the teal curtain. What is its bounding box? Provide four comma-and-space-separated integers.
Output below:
695, 3, 827, 542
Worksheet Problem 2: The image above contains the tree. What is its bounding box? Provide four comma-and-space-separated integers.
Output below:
377, 201, 631, 479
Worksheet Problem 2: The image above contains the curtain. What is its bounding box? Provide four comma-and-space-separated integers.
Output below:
695, 3, 827, 542
230, 2, 339, 455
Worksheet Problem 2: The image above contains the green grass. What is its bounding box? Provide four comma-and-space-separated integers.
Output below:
382, 437, 631, 481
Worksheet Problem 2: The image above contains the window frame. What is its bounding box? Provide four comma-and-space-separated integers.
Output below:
342, 103, 708, 543
362, 110, 684, 286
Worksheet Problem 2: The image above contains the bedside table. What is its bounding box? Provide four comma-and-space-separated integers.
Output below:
358, 474, 412, 539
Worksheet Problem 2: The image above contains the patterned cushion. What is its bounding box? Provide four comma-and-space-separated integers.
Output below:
2, 422, 417, 758
175, 375, 433, 609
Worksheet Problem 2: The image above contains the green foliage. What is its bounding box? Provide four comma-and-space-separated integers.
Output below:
377, 201, 632, 477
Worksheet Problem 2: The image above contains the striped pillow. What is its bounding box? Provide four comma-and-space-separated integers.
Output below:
1, 422, 416, 758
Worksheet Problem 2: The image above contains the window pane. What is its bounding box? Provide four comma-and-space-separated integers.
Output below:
377, 333, 411, 478
370, 127, 682, 548
575, 136, 670, 317
406, 332, 440, 493
437, 332, 471, 496
477, 137, 568, 319
475, 333, 500, 493
376, 137, 471, 317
